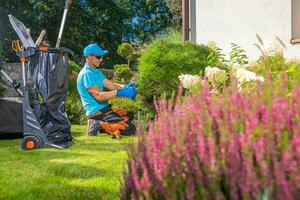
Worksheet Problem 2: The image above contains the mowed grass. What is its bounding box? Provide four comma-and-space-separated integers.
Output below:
0, 125, 136, 200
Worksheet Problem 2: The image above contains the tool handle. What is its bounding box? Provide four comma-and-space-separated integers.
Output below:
55, 0, 72, 48
12, 40, 22, 52
35, 30, 46, 46
66, 0, 72, 8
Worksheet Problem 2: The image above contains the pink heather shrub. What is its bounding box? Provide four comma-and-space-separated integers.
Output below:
120, 80, 300, 200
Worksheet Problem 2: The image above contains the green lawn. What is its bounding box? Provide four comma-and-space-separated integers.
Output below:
0, 125, 135, 200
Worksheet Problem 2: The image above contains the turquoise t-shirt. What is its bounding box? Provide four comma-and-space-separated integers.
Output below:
77, 64, 108, 116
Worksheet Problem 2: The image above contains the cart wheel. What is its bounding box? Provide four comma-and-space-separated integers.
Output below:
21, 136, 42, 150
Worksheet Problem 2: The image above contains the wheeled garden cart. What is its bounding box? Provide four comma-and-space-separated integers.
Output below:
0, 15, 73, 150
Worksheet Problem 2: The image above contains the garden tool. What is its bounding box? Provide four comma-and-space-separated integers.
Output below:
35, 30, 46, 46
8, 15, 36, 48
12, 40, 22, 52
55, 0, 72, 48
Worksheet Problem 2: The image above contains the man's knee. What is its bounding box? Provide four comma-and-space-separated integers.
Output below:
86, 119, 102, 136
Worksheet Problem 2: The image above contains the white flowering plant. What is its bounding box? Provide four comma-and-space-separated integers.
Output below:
178, 74, 202, 90
204, 66, 228, 93
232, 65, 265, 91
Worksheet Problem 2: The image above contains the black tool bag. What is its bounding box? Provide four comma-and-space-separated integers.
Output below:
27, 48, 73, 145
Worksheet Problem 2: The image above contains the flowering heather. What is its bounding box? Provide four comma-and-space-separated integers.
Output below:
121, 81, 300, 200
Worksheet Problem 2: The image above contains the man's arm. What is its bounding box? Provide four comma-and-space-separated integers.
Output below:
103, 79, 124, 91
88, 85, 117, 102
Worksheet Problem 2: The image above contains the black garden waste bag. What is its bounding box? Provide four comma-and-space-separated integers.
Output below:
27, 48, 73, 145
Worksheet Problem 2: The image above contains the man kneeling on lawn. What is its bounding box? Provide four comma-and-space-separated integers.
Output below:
77, 43, 137, 138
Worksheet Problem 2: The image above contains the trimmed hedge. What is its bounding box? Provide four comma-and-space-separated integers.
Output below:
114, 64, 133, 83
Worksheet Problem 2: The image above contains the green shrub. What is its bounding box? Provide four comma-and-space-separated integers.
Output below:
118, 43, 133, 57
207, 41, 229, 68
138, 33, 215, 101
229, 43, 249, 65
114, 64, 133, 83
109, 97, 145, 113
286, 60, 300, 88
69, 60, 81, 73
66, 79, 87, 125
117, 42, 142, 70
128, 52, 142, 71
66, 94, 87, 124
251, 35, 293, 76
117, 42, 134, 67
250, 52, 300, 90
109, 96, 155, 130
253, 52, 287, 75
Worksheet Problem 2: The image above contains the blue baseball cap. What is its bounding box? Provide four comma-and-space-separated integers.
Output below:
83, 44, 109, 56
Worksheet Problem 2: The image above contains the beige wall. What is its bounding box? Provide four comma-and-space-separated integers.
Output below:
193, 0, 300, 61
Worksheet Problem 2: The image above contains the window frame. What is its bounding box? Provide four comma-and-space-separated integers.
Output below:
291, 0, 300, 44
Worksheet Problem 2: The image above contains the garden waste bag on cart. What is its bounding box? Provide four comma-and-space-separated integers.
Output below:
26, 48, 73, 145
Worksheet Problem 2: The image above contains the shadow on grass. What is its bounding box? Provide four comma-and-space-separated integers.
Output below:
71, 130, 86, 137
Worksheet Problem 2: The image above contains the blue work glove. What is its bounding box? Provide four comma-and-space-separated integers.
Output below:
124, 82, 139, 88
117, 87, 137, 100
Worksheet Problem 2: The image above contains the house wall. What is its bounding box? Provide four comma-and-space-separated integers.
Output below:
194, 0, 300, 61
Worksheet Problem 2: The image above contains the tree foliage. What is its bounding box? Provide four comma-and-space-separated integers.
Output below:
0, 0, 132, 67
117, 42, 141, 69
166, 0, 181, 26
117, 0, 175, 43
0, 0, 179, 67
117, 43, 134, 62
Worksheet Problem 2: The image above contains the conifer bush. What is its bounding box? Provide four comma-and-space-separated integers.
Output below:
114, 64, 133, 83
138, 33, 215, 101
